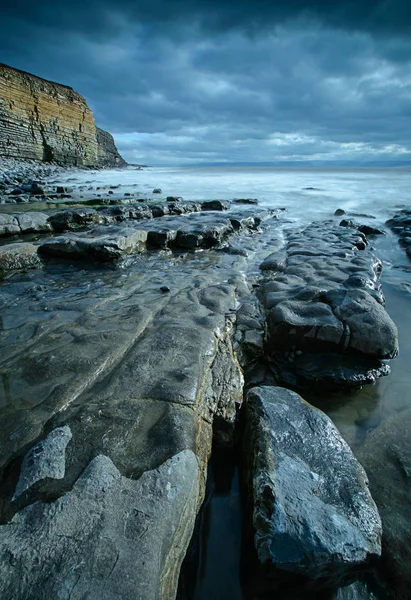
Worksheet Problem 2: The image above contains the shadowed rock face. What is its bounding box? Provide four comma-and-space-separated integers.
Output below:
357, 410, 411, 600
386, 210, 411, 258
0, 63, 125, 167
244, 386, 381, 590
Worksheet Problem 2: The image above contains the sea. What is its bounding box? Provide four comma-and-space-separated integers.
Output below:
68, 164, 411, 229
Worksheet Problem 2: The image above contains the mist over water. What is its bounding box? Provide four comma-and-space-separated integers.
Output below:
71, 166, 411, 227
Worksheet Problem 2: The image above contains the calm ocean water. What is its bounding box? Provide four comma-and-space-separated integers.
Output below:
68, 165, 411, 227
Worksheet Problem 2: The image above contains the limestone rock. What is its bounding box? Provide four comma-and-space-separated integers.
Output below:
38, 226, 148, 261
15, 212, 51, 234
0, 63, 125, 167
0, 242, 41, 272
0, 451, 199, 600
201, 200, 231, 211
245, 386, 382, 587
48, 208, 104, 232
259, 222, 398, 389
13, 425, 72, 500
0, 214, 20, 236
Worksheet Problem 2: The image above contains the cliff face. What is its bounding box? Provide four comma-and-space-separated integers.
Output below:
97, 127, 126, 167
0, 63, 125, 168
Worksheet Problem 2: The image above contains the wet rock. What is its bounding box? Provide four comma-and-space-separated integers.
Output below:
0, 243, 41, 272
15, 212, 52, 234
270, 353, 390, 394
233, 198, 259, 205
0, 214, 21, 237
260, 251, 287, 272
0, 451, 199, 600
340, 220, 385, 237
30, 182, 46, 195
357, 225, 385, 237
147, 227, 178, 247
10, 187, 25, 195
258, 222, 397, 389
56, 186, 74, 193
99, 204, 153, 222
357, 410, 411, 600
332, 580, 379, 599
201, 200, 231, 211
13, 426, 72, 500
175, 221, 233, 249
245, 386, 382, 588
153, 188, 162, 193
38, 226, 148, 262
167, 196, 183, 202
386, 210, 411, 258
335, 209, 346, 216
340, 219, 356, 228
48, 208, 104, 232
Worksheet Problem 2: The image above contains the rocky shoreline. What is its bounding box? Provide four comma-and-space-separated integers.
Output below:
0, 164, 408, 599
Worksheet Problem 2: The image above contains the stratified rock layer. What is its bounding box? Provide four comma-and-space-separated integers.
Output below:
0, 63, 125, 167
245, 386, 382, 589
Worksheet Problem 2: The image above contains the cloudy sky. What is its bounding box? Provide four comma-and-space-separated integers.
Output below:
1, 0, 411, 165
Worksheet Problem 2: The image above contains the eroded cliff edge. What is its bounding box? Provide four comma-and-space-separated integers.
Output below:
0, 63, 125, 168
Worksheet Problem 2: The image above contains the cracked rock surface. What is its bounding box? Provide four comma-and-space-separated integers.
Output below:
258, 221, 398, 390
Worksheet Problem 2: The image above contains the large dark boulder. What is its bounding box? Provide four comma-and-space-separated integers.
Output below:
245, 386, 382, 589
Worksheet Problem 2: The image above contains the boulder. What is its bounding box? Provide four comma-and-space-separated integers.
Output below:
38, 226, 148, 261
0, 214, 20, 237
260, 251, 287, 272
0, 243, 41, 272
201, 200, 231, 211
245, 386, 382, 588
48, 208, 103, 232
232, 198, 259, 205
15, 212, 52, 234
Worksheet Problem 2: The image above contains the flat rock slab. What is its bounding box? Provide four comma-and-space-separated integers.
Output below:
357, 409, 411, 600
0, 212, 51, 237
258, 221, 398, 390
36, 210, 269, 261
0, 450, 199, 600
245, 386, 381, 588
38, 226, 148, 261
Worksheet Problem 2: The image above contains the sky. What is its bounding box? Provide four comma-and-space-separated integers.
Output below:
1, 0, 411, 165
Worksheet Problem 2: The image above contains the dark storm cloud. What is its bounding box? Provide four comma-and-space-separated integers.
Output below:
2, 0, 411, 36
1, 0, 411, 164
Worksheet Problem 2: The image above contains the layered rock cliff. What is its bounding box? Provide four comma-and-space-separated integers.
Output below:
0, 63, 125, 168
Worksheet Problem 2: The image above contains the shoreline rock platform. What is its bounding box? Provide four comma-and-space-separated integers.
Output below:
0, 166, 404, 599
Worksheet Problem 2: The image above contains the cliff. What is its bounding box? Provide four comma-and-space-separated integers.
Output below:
0, 63, 125, 168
